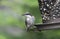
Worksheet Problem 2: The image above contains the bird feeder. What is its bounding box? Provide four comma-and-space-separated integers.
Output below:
34, 0, 60, 31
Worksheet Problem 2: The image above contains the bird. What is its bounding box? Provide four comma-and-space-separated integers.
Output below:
23, 12, 35, 31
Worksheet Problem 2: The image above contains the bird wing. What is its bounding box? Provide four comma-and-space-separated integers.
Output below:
32, 16, 35, 22
31, 16, 35, 24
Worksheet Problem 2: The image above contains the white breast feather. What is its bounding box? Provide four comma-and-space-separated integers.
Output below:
26, 15, 35, 26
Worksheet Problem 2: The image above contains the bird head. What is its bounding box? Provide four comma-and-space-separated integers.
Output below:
22, 12, 31, 16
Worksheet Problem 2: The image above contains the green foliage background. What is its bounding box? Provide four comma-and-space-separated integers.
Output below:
0, 0, 60, 39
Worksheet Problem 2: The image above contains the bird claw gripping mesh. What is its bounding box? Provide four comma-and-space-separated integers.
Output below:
38, 0, 60, 23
